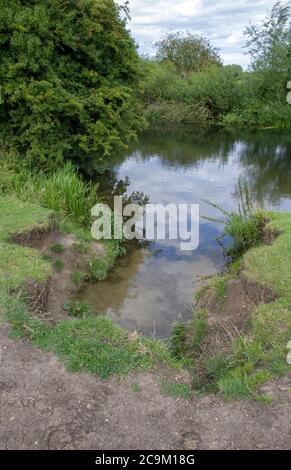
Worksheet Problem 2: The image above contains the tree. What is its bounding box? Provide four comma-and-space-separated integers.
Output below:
0, 0, 143, 168
245, 0, 291, 73
244, 1, 291, 102
155, 32, 222, 76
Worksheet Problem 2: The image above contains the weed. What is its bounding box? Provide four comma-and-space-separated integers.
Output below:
159, 379, 191, 399
63, 301, 92, 318
131, 383, 142, 392
50, 243, 65, 254
71, 271, 86, 286
53, 259, 64, 272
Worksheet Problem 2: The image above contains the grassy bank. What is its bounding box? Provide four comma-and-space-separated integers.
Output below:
171, 212, 291, 400
0, 189, 178, 379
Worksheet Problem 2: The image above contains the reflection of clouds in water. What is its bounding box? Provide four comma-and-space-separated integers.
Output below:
81, 128, 291, 338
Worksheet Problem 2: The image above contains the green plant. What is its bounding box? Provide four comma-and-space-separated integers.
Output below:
170, 322, 188, 360
73, 241, 89, 254
203, 179, 266, 257
0, 0, 143, 168
1, 293, 179, 379
54, 259, 64, 272
131, 383, 142, 392
159, 379, 191, 399
50, 243, 65, 254
63, 301, 92, 318
71, 271, 86, 286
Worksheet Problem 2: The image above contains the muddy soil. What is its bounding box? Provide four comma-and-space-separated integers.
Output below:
0, 323, 290, 450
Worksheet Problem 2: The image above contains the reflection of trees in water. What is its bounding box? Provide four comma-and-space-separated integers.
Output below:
126, 127, 291, 207
234, 131, 291, 206
121, 126, 234, 169
83, 126, 291, 208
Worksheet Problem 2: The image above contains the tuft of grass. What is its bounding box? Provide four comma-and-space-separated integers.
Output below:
53, 259, 64, 272
73, 241, 89, 254
159, 379, 191, 400
71, 271, 86, 286
50, 243, 65, 254
131, 383, 142, 392
0, 161, 99, 226
87, 240, 125, 281
63, 300, 92, 318
170, 309, 208, 360
203, 179, 266, 258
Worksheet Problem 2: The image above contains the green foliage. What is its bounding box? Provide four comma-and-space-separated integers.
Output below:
0, 0, 143, 168
87, 240, 125, 281
155, 32, 222, 76
1, 160, 99, 225
181, 212, 291, 400
141, 2, 291, 129
64, 300, 92, 318
50, 243, 64, 254
71, 271, 86, 286
204, 179, 266, 257
159, 379, 191, 399
53, 259, 64, 272
170, 310, 208, 360
1, 293, 179, 379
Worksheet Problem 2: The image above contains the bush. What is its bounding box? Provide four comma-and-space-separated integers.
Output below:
0, 0, 143, 168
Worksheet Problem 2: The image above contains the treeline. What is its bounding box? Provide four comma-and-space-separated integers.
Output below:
140, 1, 291, 129
0, 0, 290, 172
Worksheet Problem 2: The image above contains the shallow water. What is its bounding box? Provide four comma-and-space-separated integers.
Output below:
78, 127, 291, 339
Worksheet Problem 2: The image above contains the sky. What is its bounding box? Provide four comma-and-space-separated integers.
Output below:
116, 0, 277, 68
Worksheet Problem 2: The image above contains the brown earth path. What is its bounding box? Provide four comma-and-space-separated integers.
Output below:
0, 323, 290, 450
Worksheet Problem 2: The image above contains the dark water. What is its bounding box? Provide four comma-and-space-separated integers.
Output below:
78, 127, 291, 339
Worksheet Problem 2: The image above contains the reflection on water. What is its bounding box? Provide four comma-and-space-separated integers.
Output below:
77, 127, 291, 339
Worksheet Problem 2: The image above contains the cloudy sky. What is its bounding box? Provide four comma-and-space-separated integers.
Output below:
116, 0, 277, 68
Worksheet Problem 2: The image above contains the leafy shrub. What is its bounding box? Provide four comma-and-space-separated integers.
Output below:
0, 0, 143, 168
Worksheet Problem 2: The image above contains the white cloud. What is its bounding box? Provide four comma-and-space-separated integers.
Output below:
116, 0, 277, 67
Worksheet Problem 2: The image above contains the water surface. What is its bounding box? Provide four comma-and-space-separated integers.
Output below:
78, 127, 291, 339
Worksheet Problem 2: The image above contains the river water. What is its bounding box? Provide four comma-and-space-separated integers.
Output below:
78, 127, 291, 339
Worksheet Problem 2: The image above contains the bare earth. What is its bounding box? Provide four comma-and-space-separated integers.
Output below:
0, 323, 290, 450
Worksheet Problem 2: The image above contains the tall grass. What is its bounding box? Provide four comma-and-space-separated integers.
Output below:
203, 179, 266, 257
0, 160, 99, 225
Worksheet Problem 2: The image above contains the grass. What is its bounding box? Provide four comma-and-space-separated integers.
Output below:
0, 242, 51, 291
0, 160, 99, 226
1, 292, 180, 379
54, 259, 64, 272
87, 240, 125, 281
50, 243, 65, 254
159, 378, 192, 399
0, 193, 179, 381
0, 196, 54, 242
180, 212, 291, 400
0, 196, 52, 291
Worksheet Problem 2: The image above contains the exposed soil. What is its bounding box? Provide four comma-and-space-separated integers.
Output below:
15, 227, 105, 322
0, 323, 290, 450
196, 277, 276, 355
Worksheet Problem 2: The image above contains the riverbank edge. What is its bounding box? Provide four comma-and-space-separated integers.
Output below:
0, 194, 181, 380
171, 212, 291, 401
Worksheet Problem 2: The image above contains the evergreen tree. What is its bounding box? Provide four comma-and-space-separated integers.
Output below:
0, 0, 143, 168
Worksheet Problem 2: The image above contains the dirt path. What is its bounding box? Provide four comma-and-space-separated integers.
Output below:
0, 324, 290, 450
